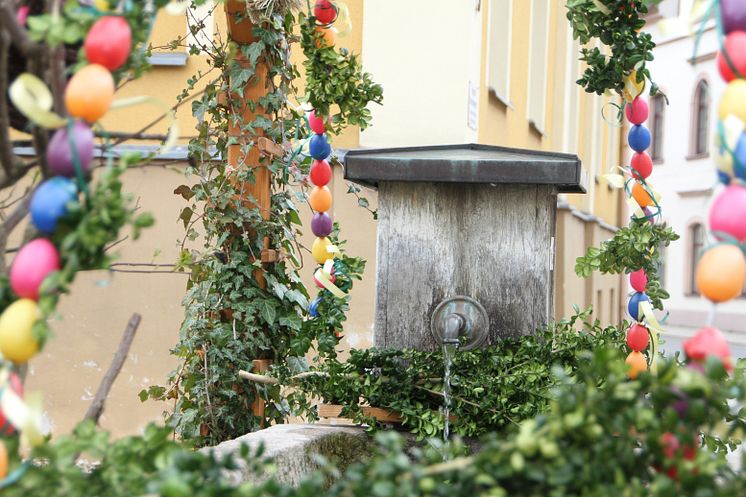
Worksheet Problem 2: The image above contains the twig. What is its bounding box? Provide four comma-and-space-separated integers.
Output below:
0, 30, 14, 178
83, 313, 142, 424
0, 2, 43, 56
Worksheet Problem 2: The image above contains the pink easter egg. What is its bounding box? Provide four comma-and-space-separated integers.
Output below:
10, 239, 60, 300
625, 97, 649, 125
710, 185, 746, 242
630, 269, 648, 293
309, 111, 326, 135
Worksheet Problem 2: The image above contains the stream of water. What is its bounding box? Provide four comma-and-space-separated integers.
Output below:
442, 342, 457, 442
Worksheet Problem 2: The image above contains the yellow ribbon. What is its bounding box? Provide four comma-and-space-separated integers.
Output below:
622, 70, 645, 103
9, 73, 66, 129
111, 96, 179, 155
314, 259, 345, 298
334, 2, 353, 37
639, 300, 663, 373
0, 374, 44, 448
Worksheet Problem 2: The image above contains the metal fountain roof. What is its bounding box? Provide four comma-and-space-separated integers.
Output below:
343, 143, 586, 194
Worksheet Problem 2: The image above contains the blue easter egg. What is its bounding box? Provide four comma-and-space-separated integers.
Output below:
628, 292, 650, 322
30, 177, 77, 233
628, 125, 651, 152
732, 132, 746, 181
309, 297, 321, 317
309, 134, 331, 160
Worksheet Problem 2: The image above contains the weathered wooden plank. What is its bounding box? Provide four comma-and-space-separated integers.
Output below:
375, 182, 557, 351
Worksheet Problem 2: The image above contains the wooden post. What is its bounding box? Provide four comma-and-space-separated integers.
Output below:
225, 0, 272, 289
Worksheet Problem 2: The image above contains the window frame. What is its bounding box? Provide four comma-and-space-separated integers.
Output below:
650, 94, 665, 162
689, 78, 711, 159
486, 0, 513, 108
687, 222, 706, 296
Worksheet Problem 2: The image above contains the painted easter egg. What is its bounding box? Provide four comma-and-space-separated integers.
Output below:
696, 245, 746, 303
65, 64, 115, 123
625, 97, 649, 125
46, 121, 94, 177
309, 297, 321, 317
311, 212, 333, 237
0, 373, 23, 434
10, 239, 60, 300
312, 237, 335, 264
0, 299, 41, 364
626, 351, 647, 379
309, 110, 327, 135
718, 170, 732, 185
309, 186, 332, 212
314, 0, 338, 25
626, 323, 650, 352
631, 182, 654, 208
628, 125, 651, 152
309, 133, 331, 160
721, 0, 746, 34
631, 152, 653, 180
627, 292, 650, 321
710, 185, 746, 242
314, 26, 335, 48
84, 16, 132, 71
718, 32, 746, 82
719, 80, 746, 124
684, 326, 732, 371
30, 177, 77, 233
630, 268, 648, 292
732, 132, 746, 180
310, 159, 332, 186
0, 441, 6, 480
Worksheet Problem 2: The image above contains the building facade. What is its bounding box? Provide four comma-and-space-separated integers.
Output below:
16, 0, 626, 436
646, 1, 746, 339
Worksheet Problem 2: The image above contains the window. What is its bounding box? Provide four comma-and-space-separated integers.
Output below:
691, 80, 710, 157
689, 223, 706, 295
487, 0, 513, 106
650, 95, 665, 161
655, 242, 667, 290
527, 0, 550, 133
647, 0, 680, 17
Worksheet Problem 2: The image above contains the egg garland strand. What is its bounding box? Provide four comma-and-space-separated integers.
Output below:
0, 6, 138, 479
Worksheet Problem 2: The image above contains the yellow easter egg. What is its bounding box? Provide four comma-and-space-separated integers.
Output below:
94, 0, 110, 10
0, 299, 41, 364
312, 237, 335, 264
719, 80, 746, 123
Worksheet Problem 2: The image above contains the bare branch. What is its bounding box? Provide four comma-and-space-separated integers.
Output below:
83, 313, 142, 424
0, 29, 14, 177
0, 2, 43, 57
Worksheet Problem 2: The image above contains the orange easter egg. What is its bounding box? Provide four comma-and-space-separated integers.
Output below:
309, 186, 332, 212
631, 182, 654, 208
64, 64, 115, 123
315, 26, 335, 48
626, 351, 648, 379
696, 245, 746, 303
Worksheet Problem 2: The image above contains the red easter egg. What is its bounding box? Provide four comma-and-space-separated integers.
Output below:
718, 32, 746, 82
629, 268, 648, 292
631, 152, 653, 180
84, 16, 132, 71
684, 327, 733, 371
627, 323, 650, 352
309, 110, 326, 134
709, 185, 746, 243
310, 159, 332, 186
625, 97, 649, 125
314, 267, 336, 288
314, 0, 338, 25
0, 373, 23, 435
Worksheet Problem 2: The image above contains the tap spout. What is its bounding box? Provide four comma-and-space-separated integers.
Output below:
442, 313, 465, 346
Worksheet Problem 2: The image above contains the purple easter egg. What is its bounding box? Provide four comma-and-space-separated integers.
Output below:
311, 212, 333, 237
722, 0, 746, 34
670, 387, 689, 417
46, 121, 94, 177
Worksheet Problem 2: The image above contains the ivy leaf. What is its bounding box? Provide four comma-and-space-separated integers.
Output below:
258, 300, 277, 325
174, 185, 195, 201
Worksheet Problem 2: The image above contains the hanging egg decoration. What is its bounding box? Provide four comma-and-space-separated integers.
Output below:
64, 64, 115, 123
625, 351, 648, 379
84, 16, 132, 71
310, 159, 332, 186
312, 236, 335, 264
311, 212, 333, 237
628, 124, 651, 152
309, 185, 332, 212
9, 239, 60, 300
314, 0, 338, 25
627, 292, 650, 322
696, 245, 746, 303
684, 327, 733, 372
717, 31, 746, 82
30, 177, 78, 233
630, 152, 653, 180
626, 323, 650, 352
721, 0, 746, 34
709, 185, 746, 242
0, 299, 42, 364
629, 268, 648, 293
309, 133, 331, 160
46, 121, 95, 177
718, 80, 746, 123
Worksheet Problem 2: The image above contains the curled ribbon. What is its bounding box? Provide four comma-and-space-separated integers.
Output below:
622, 70, 645, 103
8, 74, 66, 129
334, 2, 352, 37
0, 370, 45, 449
314, 259, 345, 298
